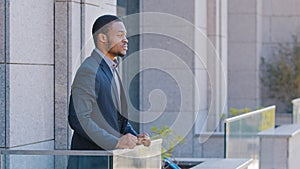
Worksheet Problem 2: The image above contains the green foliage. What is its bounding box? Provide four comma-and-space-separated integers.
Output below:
229, 107, 251, 117
229, 107, 263, 117
228, 107, 275, 133
150, 125, 186, 158
260, 36, 300, 113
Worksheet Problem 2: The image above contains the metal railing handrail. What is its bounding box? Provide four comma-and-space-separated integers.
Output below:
0, 139, 163, 156
0, 149, 112, 156
292, 98, 300, 124
292, 98, 300, 104
224, 105, 276, 123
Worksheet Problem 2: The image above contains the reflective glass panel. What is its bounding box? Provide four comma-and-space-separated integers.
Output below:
224, 106, 275, 169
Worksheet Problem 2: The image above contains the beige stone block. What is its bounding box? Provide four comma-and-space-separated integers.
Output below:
192, 136, 203, 157
272, 0, 299, 16
228, 98, 260, 110
141, 0, 195, 23
228, 14, 257, 43
262, 0, 272, 16
141, 33, 195, 69
195, 110, 209, 134
54, 0, 70, 147
195, 69, 208, 111
202, 133, 224, 158
138, 47, 195, 70
9, 64, 54, 147
53, 2, 69, 149
9, 141, 54, 169
228, 0, 257, 14
259, 125, 300, 168
221, 37, 228, 66
54, 2, 74, 149
257, 15, 263, 42
9, 0, 54, 64
289, 131, 300, 169
228, 43, 257, 71
54, 20, 71, 148
262, 16, 272, 43
228, 70, 259, 100
195, 0, 207, 29
140, 68, 196, 113
195, 30, 208, 69
0, 0, 4, 63
207, 0, 216, 36
221, 1, 228, 38
141, 18, 195, 45
271, 16, 300, 43
55, 1, 81, 149
256, 0, 263, 16
70, 2, 82, 81
289, 129, 300, 153
259, 138, 275, 169
273, 138, 288, 168
0, 64, 5, 147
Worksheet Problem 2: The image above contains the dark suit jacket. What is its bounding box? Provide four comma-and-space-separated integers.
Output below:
68, 49, 137, 150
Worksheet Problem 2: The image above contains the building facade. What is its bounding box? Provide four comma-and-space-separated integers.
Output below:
0, 0, 300, 168
228, 0, 300, 113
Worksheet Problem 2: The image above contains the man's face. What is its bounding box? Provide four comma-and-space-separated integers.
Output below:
106, 21, 128, 57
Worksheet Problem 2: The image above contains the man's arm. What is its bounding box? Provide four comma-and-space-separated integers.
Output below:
70, 64, 120, 150
71, 86, 120, 150
123, 122, 151, 147
123, 122, 138, 136
68, 94, 95, 143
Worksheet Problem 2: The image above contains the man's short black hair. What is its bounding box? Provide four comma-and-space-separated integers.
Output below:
92, 15, 122, 45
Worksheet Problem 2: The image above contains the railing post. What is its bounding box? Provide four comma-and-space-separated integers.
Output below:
292, 98, 300, 124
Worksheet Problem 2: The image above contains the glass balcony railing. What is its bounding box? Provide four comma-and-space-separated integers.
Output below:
224, 106, 276, 169
292, 98, 300, 124
0, 139, 162, 169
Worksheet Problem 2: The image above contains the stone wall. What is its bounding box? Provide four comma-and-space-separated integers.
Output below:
260, 0, 300, 113
228, 0, 262, 110
228, 0, 300, 113
0, 0, 117, 168
139, 0, 228, 158
3, 0, 54, 149
259, 124, 300, 169
0, 0, 6, 148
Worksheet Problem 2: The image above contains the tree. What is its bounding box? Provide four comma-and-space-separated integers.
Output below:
261, 36, 300, 113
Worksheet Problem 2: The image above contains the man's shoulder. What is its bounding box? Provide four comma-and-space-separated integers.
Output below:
77, 53, 103, 73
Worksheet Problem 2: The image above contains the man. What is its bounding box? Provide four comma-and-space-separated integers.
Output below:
67, 15, 150, 168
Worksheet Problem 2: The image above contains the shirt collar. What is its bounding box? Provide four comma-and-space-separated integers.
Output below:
94, 48, 117, 71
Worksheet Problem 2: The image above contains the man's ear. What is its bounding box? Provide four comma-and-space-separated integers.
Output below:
98, 33, 107, 43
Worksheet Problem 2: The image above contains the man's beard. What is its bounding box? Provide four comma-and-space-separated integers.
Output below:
107, 41, 125, 57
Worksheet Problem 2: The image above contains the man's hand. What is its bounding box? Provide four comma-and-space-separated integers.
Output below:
137, 133, 151, 147
115, 133, 138, 149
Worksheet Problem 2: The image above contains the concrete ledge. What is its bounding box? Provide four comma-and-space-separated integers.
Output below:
259, 124, 300, 169
194, 132, 224, 158
174, 158, 253, 169
258, 124, 300, 137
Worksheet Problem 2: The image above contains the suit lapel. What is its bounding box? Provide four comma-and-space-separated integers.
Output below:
91, 50, 120, 112
92, 49, 127, 129
102, 62, 121, 109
